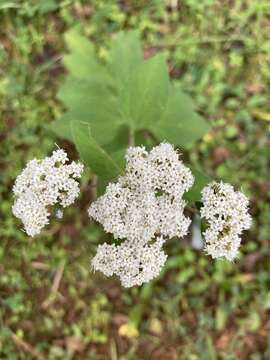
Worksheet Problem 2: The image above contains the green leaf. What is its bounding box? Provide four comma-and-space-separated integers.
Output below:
57, 78, 116, 108
109, 31, 143, 86
57, 79, 119, 132
150, 87, 210, 147
71, 121, 123, 179
63, 28, 108, 80
215, 306, 227, 331
52, 77, 121, 145
50, 29, 211, 174
123, 54, 170, 130
128, 304, 144, 327
205, 335, 218, 360
47, 114, 74, 141
185, 168, 211, 202
49, 114, 118, 146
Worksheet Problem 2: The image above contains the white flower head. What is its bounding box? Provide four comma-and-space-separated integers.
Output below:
92, 237, 167, 288
12, 149, 84, 236
89, 143, 194, 287
200, 181, 252, 261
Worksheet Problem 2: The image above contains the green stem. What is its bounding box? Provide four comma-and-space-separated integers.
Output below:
128, 128, 135, 147
90, 175, 97, 201
186, 205, 198, 214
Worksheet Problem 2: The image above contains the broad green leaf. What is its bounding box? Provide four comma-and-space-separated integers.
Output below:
110, 148, 127, 170
150, 87, 210, 147
50, 29, 211, 177
57, 78, 121, 142
47, 114, 73, 141
103, 125, 129, 153
57, 79, 119, 130
57, 78, 116, 108
109, 31, 143, 86
71, 121, 123, 179
64, 28, 108, 80
185, 167, 211, 202
122, 54, 170, 130
50, 115, 120, 146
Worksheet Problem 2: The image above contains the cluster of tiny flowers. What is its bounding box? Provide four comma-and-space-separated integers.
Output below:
12, 149, 84, 237
89, 143, 194, 287
92, 237, 167, 288
200, 181, 252, 261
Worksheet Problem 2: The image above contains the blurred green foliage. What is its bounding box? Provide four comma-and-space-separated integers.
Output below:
1, 0, 270, 359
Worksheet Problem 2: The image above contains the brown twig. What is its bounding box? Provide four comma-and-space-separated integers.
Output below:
41, 260, 65, 309
31, 262, 49, 270
11, 332, 47, 360
51, 261, 65, 293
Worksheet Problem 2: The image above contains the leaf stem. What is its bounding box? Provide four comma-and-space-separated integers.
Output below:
128, 128, 135, 147
90, 175, 98, 201
143, 129, 159, 145
186, 205, 198, 214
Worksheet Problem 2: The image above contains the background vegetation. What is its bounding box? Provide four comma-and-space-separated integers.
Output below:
1, 0, 270, 359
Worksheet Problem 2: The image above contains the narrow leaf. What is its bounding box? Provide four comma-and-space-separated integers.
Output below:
71, 121, 123, 179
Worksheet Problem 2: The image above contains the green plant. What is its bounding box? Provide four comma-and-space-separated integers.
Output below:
2, 1, 270, 357
18, 29, 249, 287
50, 29, 210, 199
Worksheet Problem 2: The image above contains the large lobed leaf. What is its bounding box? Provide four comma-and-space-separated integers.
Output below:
49, 29, 211, 200
50, 29, 210, 146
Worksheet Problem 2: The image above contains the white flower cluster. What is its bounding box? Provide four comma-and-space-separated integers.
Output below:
92, 237, 167, 288
200, 181, 252, 261
89, 143, 194, 287
12, 149, 84, 237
